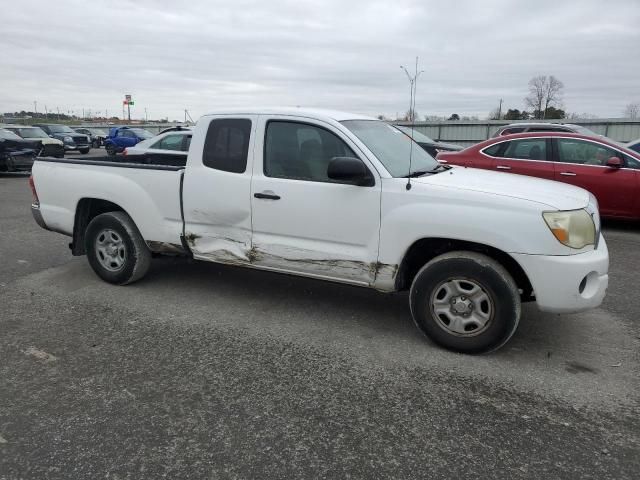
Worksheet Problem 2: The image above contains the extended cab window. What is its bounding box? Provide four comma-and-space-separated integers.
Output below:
153, 134, 184, 151
203, 119, 251, 173
264, 121, 356, 182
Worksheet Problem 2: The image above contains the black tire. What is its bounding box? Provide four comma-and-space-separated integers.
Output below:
79, 148, 90, 154
409, 251, 521, 354
106, 144, 116, 156
85, 211, 151, 285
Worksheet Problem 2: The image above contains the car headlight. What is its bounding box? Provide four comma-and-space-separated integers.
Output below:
64, 136, 73, 142
542, 209, 596, 249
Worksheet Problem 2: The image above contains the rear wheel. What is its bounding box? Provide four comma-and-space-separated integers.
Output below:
409, 251, 521, 354
106, 144, 116, 156
79, 148, 90, 154
85, 211, 151, 285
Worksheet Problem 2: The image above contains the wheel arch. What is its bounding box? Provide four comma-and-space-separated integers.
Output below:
71, 198, 128, 255
395, 237, 534, 301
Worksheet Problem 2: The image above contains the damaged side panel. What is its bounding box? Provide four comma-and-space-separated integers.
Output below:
186, 235, 398, 290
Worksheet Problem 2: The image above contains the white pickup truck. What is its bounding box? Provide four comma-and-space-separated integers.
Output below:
30, 108, 609, 353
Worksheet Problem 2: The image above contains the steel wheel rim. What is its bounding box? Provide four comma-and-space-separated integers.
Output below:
430, 278, 494, 337
95, 228, 127, 272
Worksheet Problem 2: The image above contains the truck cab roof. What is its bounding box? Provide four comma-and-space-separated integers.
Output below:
201, 107, 375, 123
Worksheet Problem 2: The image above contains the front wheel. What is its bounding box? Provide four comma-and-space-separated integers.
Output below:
105, 144, 116, 156
85, 211, 151, 285
79, 148, 90, 154
409, 251, 521, 354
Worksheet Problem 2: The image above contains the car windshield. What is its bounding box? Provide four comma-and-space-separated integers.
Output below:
0, 129, 24, 140
47, 125, 76, 134
395, 125, 436, 143
12, 127, 49, 139
341, 120, 440, 177
130, 128, 153, 139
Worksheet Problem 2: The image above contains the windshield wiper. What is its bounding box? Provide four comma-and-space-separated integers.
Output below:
404, 164, 450, 178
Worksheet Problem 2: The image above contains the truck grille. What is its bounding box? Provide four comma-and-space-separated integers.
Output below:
73, 135, 89, 144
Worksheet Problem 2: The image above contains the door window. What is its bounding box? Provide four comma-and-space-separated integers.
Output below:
152, 134, 184, 151
502, 138, 547, 160
557, 138, 618, 166
264, 121, 356, 182
202, 119, 252, 173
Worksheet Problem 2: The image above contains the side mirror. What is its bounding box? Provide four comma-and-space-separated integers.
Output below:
327, 157, 374, 186
606, 156, 623, 168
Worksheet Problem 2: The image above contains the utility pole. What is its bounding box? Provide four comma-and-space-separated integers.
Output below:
56, 107, 60, 120
497, 98, 503, 120
145, 108, 148, 122
34, 101, 37, 116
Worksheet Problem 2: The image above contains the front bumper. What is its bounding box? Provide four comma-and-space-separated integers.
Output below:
511, 235, 609, 314
64, 143, 91, 151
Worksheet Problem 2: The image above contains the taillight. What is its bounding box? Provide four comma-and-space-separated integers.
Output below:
29, 175, 39, 206
123, 148, 128, 156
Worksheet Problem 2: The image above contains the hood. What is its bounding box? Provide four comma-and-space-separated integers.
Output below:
37, 137, 64, 145
411, 166, 590, 211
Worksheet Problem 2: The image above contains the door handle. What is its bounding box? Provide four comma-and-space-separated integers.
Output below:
496, 165, 511, 170
254, 192, 281, 200
560, 172, 577, 176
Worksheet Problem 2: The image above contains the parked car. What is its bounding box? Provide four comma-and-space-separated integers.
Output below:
104, 127, 154, 156
394, 125, 463, 156
33, 124, 91, 154
626, 138, 640, 154
437, 132, 640, 219
0, 129, 37, 172
3, 126, 65, 157
124, 129, 191, 165
492, 122, 601, 138
30, 108, 608, 354
74, 127, 108, 148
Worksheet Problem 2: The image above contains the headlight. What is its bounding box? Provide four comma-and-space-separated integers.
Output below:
64, 136, 73, 142
542, 209, 596, 249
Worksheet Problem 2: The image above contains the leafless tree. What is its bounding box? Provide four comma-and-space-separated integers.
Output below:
525, 75, 564, 119
624, 103, 640, 119
404, 108, 419, 122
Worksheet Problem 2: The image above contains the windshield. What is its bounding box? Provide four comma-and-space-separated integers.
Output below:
0, 129, 24, 140
395, 125, 436, 143
47, 125, 76, 134
341, 120, 439, 177
573, 126, 601, 137
12, 127, 49, 139
130, 128, 153, 139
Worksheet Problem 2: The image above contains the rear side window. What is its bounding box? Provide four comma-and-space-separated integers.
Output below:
153, 134, 184, 151
502, 138, 547, 160
483, 142, 507, 157
202, 119, 252, 173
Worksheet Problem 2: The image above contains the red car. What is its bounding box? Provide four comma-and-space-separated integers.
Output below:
437, 132, 640, 220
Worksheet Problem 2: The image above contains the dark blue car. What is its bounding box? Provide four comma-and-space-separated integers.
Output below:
104, 127, 154, 156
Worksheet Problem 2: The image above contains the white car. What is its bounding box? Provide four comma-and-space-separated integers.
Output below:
29, 108, 609, 354
124, 129, 191, 165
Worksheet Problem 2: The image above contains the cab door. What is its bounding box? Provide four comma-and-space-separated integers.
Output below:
487, 137, 554, 180
250, 116, 382, 285
552, 137, 638, 218
182, 116, 257, 263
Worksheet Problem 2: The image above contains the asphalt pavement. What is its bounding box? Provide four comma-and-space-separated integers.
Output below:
1, 171, 639, 479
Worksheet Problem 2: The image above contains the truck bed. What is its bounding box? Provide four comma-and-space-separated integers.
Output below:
32, 157, 186, 247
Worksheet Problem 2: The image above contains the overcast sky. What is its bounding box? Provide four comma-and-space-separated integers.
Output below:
1, 0, 638, 121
